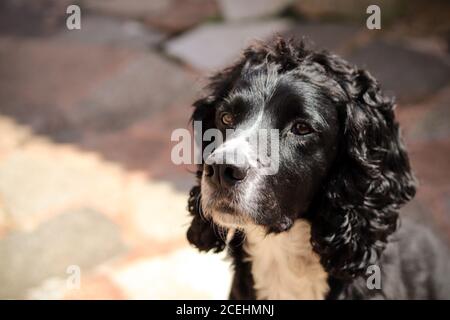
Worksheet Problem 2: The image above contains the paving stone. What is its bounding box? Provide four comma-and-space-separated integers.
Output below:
292, 0, 403, 24
143, 0, 219, 35
0, 144, 125, 230
0, 37, 196, 142
410, 88, 450, 141
0, 208, 126, 299
165, 20, 292, 71
54, 14, 165, 49
0, 116, 33, 155
348, 40, 450, 103
111, 248, 231, 299
70, 51, 199, 133
407, 138, 450, 242
281, 23, 361, 51
0, 0, 74, 36
375, 1, 450, 40
0, 116, 193, 243
84, 0, 171, 20
26, 277, 68, 299
0, 37, 134, 108
409, 140, 450, 190
0, 37, 137, 142
85, 0, 218, 34
63, 274, 126, 300
218, 0, 290, 21
0, 197, 7, 236
27, 273, 126, 299
408, 140, 450, 244
79, 102, 195, 191
123, 179, 191, 242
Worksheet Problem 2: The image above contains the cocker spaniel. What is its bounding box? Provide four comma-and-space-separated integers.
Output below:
186, 38, 450, 299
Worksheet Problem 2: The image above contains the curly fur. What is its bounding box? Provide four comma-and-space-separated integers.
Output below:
186, 38, 449, 299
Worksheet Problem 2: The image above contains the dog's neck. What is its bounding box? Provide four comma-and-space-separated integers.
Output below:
243, 219, 329, 300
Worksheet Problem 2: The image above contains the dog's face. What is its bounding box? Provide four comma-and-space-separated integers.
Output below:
189, 39, 416, 278
200, 66, 340, 232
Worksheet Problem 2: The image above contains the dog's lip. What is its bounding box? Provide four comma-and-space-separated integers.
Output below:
201, 179, 239, 215
204, 182, 237, 198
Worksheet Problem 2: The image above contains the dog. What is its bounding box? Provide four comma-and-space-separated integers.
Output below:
186, 38, 450, 299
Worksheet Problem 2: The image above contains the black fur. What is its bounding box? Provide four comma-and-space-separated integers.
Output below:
186, 38, 450, 299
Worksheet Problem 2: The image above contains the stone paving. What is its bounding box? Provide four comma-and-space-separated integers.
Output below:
0, 0, 449, 299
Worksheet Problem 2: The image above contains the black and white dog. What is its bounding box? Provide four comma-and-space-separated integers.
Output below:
186, 38, 450, 299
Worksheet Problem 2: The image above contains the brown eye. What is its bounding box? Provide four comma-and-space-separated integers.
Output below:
220, 112, 234, 127
291, 121, 313, 135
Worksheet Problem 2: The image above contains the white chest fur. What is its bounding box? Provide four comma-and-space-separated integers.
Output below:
243, 220, 329, 300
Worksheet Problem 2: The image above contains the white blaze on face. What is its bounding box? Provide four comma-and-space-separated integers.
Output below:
206, 127, 257, 168
206, 65, 281, 170
205, 114, 280, 175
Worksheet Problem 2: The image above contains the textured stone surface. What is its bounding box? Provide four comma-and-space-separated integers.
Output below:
79, 109, 195, 191
348, 41, 450, 103
292, 0, 403, 23
0, 37, 137, 142
0, 0, 449, 300
54, 15, 164, 49
0, 118, 194, 244
0, 0, 74, 36
84, 0, 171, 19
70, 51, 199, 133
111, 248, 231, 299
408, 139, 450, 242
218, 0, 290, 21
165, 20, 292, 71
410, 87, 450, 141
144, 0, 219, 34
86, 0, 218, 34
0, 144, 124, 230
0, 209, 126, 299
0, 37, 197, 142
123, 178, 191, 241
282, 23, 361, 51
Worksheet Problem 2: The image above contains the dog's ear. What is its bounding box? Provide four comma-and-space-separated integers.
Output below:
186, 185, 226, 253
186, 91, 225, 254
187, 95, 225, 253
310, 54, 416, 279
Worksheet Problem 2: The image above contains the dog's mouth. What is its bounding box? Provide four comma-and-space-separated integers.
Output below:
200, 172, 295, 232
200, 183, 251, 229
204, 197, 250, 229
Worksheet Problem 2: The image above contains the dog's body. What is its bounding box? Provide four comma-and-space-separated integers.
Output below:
227, 218, 450, 300
186, 38, 450, 299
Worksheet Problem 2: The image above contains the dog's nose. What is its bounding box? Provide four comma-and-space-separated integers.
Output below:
204, 163, 249, 187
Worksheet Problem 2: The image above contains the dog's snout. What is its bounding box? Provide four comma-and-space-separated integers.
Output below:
205, 163, 249, 188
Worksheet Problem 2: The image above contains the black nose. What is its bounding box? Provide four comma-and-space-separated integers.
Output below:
204, 163, 249, 188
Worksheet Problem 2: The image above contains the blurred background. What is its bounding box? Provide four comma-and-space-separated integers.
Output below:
0, 0, 449, 299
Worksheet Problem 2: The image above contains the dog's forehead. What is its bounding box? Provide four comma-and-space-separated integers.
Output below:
227, 66, 280, 102
227, 69, 304, 107
224, 72, 337, 134
228, 71, 319, 114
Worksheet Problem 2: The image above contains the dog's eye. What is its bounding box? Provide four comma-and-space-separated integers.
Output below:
291, 121, 313, 136
220, 112, 235, 127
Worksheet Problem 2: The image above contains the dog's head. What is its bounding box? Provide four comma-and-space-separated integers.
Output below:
187, 38, 416, 279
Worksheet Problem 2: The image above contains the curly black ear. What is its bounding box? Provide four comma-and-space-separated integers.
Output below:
186, 90, 226, 254
186, 185, 226, 253
310, 54, 416, 279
